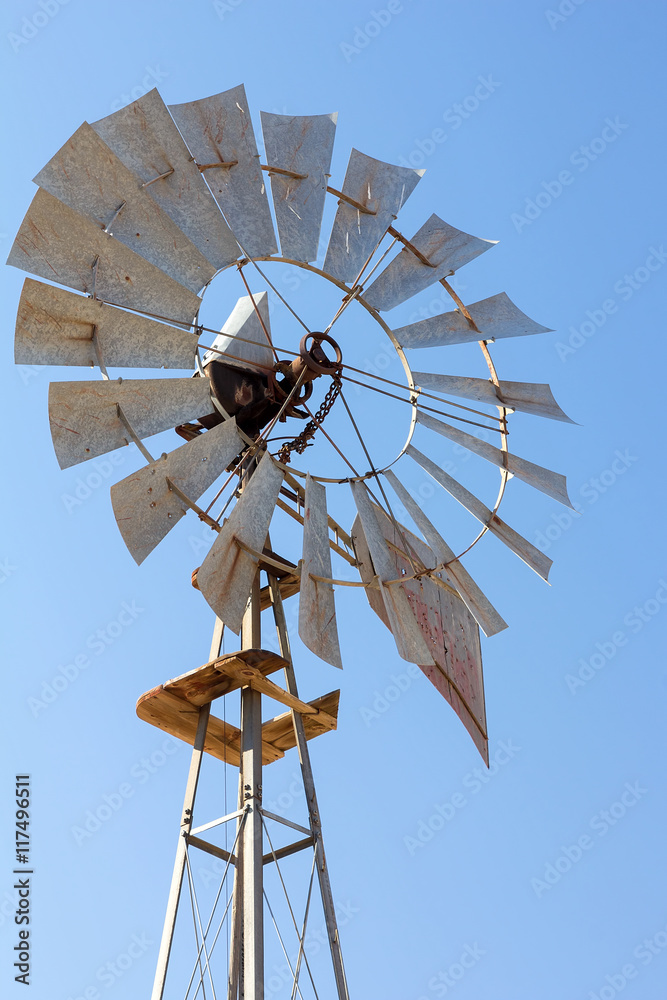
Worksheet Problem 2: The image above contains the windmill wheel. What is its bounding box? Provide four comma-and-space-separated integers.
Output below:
9, 84, 574, 763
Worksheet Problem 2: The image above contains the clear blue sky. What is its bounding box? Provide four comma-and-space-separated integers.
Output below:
1, 2, 666, 998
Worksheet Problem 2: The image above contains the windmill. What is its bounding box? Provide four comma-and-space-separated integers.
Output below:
8, 83, 573, 999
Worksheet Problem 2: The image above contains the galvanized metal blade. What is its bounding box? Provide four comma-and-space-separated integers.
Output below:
393, 292, 552, 349
196, 451, 284, 634
349, 479, 434, 665
384, 469, 507, 637
92, 89, 240, 270
169, 84, 278, 258
298, 476, 343, 668
260, 111, 337, 263
34, 122, 215, 294
49, 376, 212, 469
15, 278, 198, 370
111, 418, 244, 564
407, 444, 553, 582
413, 372, 574, 423
324, 150, 423, 284
7, 189, 201, 326
203, 292, 274, 373
363, 214, 496, 311
416, 410, 574, 508
351, 506, 488, 762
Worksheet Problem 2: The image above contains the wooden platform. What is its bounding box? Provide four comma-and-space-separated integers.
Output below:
136, 649, 340, 767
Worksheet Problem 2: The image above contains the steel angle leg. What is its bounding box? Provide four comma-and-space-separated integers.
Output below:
151, 704, 211, 1000
267, 574, 351, 1000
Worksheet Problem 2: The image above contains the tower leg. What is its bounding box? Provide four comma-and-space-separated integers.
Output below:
151, 704, 210, 1000
267, 574, 350, 1000
241, 573, 264, 1000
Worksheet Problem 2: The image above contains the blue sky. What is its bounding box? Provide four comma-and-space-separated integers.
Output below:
1, 1, 666, 998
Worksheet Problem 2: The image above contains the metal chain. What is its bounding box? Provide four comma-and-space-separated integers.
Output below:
277, 373, 343, 464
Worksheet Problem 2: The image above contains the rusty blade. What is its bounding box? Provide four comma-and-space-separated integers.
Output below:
260, 111, 337, 263
407, 445, 553, 582
7, 189, 201, 326
15, 278, 198, 370
363, 214, 496, 311
384, 468, 507, 637
49, 377, 212, 469
416, 410, 574, 508
299, 476, 343, 669
412, 371, 574, 423
196, 451, 284, 634
111, 418, 244, 564
92, 89, 239, 270
393, 292, 552, 349
34, 122, 215, 293
349, 480, 434, 666
203, 292, 274, 373
351, 506, 488, 762
324, 150, 423, 284
169, 84, 277, 258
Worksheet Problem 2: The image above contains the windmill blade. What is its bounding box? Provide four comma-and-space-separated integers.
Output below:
110, 418, 244, 564
92, 88, 240, 270
196, 451, 284, 634
260, 111, 337, 263
324, 150, 423, 284
34, 123, 215, 294
15, 278, 198, 370
169, 84, 277, 258
49, 377, 212, 469
298, 476, 343, 669
413, 372, 574, 423
363, 214, 496, 311
407, 444, 553, 582
349, 480, 435, 666
203, 292, 274, 372
351, 504, 488, 762
393, 292, 552, 349
384, 469, 507, 637
416, 410, 574, 508
7, 189, 201, 326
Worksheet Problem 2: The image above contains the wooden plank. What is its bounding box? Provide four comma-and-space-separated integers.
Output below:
164, 649, 289, 705
261, 691, 340, 752
188, 835, 237, 866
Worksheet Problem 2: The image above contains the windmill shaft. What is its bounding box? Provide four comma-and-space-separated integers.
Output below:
240, 575, 264, 1000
